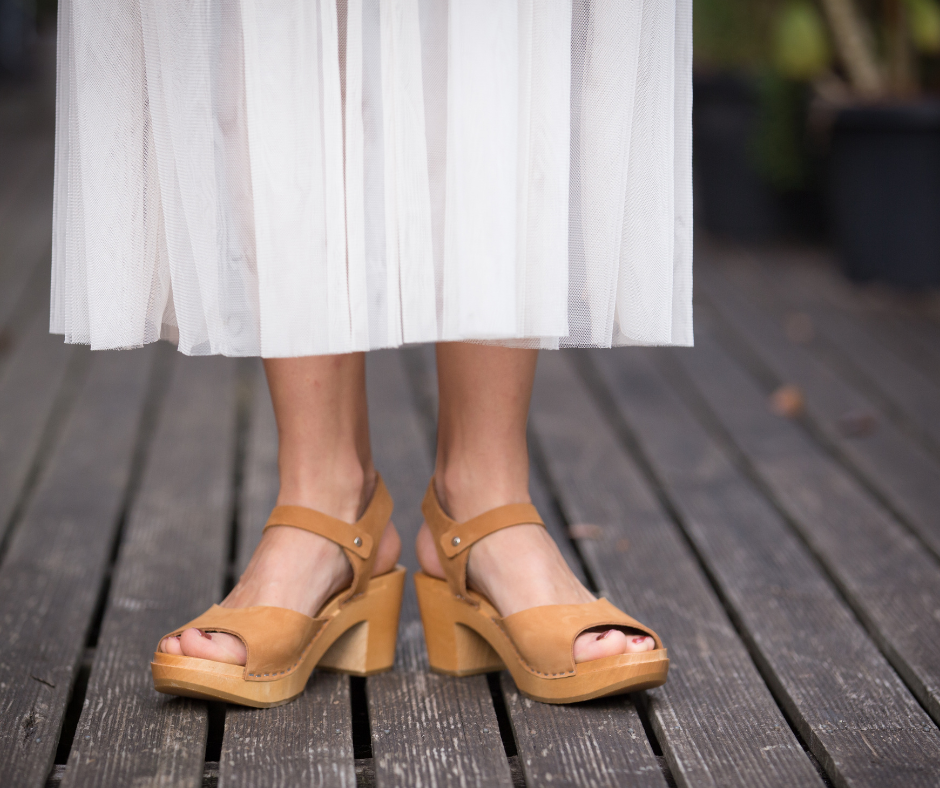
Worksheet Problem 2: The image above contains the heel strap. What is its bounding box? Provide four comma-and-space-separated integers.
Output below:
264, 475, 393, 602
421, 481, 544, 602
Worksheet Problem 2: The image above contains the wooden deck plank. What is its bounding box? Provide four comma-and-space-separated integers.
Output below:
0, 347, 156, 788
529, 351, 824, 788
696, 266, 940, 562
220, 678, 356, 788
0, 139, 55, 333
219, 362, 357, 788
592, 347, 940, 788
672, 319, 940, 728
870, 317, 940, 392
0, 311, 76, 543
61, 355, 238, 788
365, 350, 513, 788
724, 259, 940, 460
500, 674, 666, 788
399, 345, 665, 787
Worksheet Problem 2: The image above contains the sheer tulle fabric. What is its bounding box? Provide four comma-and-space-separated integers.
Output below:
50, 0, 693, 356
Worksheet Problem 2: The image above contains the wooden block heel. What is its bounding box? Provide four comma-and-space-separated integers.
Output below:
318, 567, 405, 675
415, 572, 504, 676
416, 482, 670, 705
151, 476, 405, 708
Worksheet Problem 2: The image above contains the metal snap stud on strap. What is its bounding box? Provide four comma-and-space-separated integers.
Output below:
353, 537, 362, 547
452, 536, 460, 546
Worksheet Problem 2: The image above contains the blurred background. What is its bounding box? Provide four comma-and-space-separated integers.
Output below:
696, 0, 940, 287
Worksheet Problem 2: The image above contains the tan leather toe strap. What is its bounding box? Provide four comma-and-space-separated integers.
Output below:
163, 604, 326, 681
421, 481, 544, 601
264, 474, 393, 602
499, 598, 663, 677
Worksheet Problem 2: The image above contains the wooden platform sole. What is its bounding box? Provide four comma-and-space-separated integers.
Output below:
414, 572, 669, 704
151, 566, 406, 708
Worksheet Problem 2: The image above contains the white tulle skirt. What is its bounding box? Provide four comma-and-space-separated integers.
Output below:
50, 0, 693, 357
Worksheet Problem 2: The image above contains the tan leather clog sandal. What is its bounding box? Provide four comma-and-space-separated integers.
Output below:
151, 476, 406, 708
414, 482, 669, 704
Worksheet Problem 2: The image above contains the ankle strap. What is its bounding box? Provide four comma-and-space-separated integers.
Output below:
264, 475, 393, 603
421, 481, 544, 602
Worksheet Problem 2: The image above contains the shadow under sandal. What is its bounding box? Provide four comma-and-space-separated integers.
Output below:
414, 481, 669, 704
151, 475, 406, 708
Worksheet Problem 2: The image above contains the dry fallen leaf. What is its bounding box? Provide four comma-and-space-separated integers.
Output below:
770, 384, 805, 418
568, 523, 604, 541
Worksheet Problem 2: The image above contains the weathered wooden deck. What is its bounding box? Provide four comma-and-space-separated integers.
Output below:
4, 40, 940, 788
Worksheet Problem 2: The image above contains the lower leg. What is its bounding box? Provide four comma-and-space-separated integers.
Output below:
415, 342, 653, 661
161, 353, 400, 663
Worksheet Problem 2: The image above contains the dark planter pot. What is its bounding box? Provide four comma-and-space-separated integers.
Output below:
830, 102, 940, 287
694, 75, 781, 241
694, 74, 825, 242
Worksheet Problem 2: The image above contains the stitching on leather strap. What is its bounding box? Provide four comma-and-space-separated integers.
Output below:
492, 617, 576, 678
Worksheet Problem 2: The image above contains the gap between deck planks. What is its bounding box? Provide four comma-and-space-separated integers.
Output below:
669, 314, 940, 730
60, 355, 238, 788
589, 347, 940, 788
0, 346, 158, 788
400, 344, 671, 788
365, 350, 515, 788
529, 351, 825, 788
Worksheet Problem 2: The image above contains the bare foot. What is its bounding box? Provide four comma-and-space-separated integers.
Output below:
416, 521, 654, 663
159, 483, 401, 665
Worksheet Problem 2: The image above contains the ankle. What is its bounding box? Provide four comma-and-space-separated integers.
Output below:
433, 462, 530, 523
277, 459, 376, 523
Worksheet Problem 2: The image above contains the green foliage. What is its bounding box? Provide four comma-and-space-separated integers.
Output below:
694, 0, 780, 70
907, 0, 940, 53
773, 1, 833, 79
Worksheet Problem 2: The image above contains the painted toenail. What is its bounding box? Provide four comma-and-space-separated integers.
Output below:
633, 636, 648, 645
596, 630, 612, 641
200, 631, 212, 640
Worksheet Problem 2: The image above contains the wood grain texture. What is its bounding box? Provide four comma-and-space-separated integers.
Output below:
0, 347, 156, 788
672, 320, 940, 728
697, 265, 940, 561
502, 673, 666, 788
593, 347, 940, 788
0, 311, 77, 543
218, 361, 357, 788
398, 346, 663, 786
365, 350, 513, 788
530, 350, 823, 788
61, 356, 238, 788
221, 674, 356, 788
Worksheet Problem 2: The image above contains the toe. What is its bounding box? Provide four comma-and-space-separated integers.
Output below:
160, 636, 183, 655
573, 628, 655, 662
624, 633, 655, 653
177, 628, 247, 665
574, 628, 629, 662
